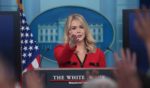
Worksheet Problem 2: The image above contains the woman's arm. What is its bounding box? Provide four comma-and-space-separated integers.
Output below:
54, 43, 76, 66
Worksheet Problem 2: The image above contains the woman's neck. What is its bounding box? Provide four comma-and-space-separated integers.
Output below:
76, 41, 87, 53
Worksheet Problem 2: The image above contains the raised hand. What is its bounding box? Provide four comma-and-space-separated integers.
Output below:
113, 49, 141, 88
134, 8, 150, 43
134, 8, 150, 64
24, 71, 43, 88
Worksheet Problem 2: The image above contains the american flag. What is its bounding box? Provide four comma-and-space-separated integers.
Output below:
20, 10, 41, 73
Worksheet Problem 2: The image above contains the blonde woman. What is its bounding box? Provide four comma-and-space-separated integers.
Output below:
54, 14, 106, 68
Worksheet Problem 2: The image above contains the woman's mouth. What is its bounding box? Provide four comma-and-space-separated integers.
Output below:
77, 35, 82, 38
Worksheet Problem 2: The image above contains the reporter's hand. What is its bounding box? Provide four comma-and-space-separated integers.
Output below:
134, 8, 150, 64
24, 71, 43, 88
113, 49, 141, 88
134, 8, 150, 43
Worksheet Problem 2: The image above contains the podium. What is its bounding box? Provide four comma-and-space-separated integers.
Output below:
36, 68, 114, 88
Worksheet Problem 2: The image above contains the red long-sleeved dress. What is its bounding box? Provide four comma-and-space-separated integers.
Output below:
54, 44, 106, 68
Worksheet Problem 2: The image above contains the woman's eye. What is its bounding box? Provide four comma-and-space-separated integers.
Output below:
71, 27, 76, 30
80, 26, 84, 29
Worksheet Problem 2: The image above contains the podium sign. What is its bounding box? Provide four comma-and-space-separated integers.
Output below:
37, 68, 114, 88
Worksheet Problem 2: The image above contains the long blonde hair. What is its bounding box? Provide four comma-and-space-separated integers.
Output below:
64, 14, 96, 53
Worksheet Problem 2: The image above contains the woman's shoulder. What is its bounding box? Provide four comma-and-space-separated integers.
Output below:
96, 48, 103, 52
54, 43, 72, 49
94, 48, 105, 58
95, 48, 104, 54
54, 44, 64, 49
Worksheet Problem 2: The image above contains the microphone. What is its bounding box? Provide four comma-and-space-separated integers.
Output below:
42, 48, 50, 55
40, 48, 50, 66
46, 48, 50, 51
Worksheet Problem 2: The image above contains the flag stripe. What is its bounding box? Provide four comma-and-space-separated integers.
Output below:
32, 58, 39, 68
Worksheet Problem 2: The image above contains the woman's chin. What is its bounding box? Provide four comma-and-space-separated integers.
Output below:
77, 38, 84, 43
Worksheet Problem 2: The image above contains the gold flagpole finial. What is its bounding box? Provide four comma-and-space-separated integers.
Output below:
16, 0, 24, 11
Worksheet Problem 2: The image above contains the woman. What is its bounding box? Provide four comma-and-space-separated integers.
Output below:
54, 14, 106, 68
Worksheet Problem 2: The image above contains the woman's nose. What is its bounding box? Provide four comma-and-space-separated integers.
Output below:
77, 28, 81, 33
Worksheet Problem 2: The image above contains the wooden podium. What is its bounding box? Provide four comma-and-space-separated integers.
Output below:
36, 68, 114, 88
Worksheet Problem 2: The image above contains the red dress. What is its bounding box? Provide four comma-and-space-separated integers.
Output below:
54, 44, 106, 68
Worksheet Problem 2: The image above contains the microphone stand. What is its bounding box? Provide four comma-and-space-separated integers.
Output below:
40, 48, 49, 67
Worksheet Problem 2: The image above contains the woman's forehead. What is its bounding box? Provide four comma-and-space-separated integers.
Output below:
70, 19, 84, 25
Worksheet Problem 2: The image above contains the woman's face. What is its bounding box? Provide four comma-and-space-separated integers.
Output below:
69, 19, 86, 42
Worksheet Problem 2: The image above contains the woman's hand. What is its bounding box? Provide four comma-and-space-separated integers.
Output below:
68, 33, 79, 48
